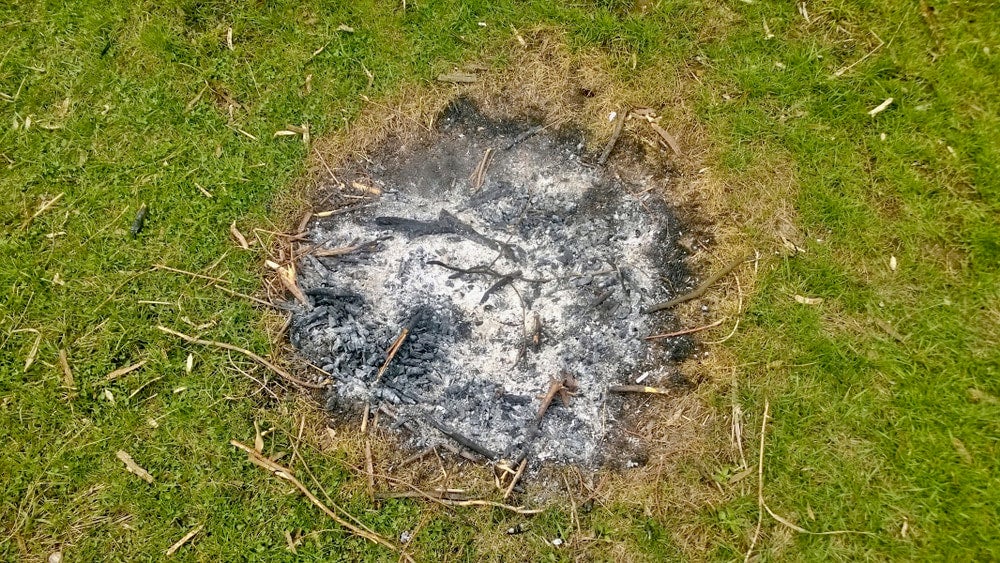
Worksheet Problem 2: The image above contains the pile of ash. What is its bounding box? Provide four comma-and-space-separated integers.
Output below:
289, 99, 692, 467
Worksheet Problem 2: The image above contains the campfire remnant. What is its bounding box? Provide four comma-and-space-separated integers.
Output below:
289, 99, 693, 467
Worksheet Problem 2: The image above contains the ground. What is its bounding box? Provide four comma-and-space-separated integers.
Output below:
1, 0, 998, 561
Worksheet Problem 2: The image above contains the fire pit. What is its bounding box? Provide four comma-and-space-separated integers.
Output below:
290, 99, 692, 467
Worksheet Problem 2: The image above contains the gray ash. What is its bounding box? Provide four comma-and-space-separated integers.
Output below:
289, 99, 693, 466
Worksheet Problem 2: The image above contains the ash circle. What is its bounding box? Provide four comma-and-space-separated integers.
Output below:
291, 100, 691, 466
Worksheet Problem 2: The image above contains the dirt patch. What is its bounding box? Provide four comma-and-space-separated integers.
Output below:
289, 98, 697, 468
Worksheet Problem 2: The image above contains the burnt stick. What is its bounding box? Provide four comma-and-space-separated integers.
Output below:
426, 418, 499, 461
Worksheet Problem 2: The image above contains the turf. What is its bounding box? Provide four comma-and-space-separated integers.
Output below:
2, 0, 998, 560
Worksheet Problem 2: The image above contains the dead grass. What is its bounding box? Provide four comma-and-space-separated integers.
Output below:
265, 26, 805, 559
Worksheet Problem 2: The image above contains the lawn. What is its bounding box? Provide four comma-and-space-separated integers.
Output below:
2, 0, 998, 560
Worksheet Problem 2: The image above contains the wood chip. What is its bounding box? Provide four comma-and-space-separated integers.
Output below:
165, 523, 203, 556
351, 181, 381, 195
58, 349, 75, 389
598, 110, 626, 165
105, 360, 147, 382
230, 222, 250, 249
253, 420, 264, 453
276, 263, 308, 305
793, 295, 823, 305
648, 122, 682, 156
437, 72, 477, 84
868, 97, 894, 117
116, 450, 154, 483
337, 24, 355, 33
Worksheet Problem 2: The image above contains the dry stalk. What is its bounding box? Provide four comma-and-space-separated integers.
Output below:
704, 274, 743, 345
153, 264, 228, 284
745, 399, 875, 561
157, 326, 328, 389
231, 440, 411, 560
211, 283, 281, 309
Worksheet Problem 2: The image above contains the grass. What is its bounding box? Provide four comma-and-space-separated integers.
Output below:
2, 0, 998, 560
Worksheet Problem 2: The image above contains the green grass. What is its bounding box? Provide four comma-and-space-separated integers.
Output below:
2, 0, 998, 560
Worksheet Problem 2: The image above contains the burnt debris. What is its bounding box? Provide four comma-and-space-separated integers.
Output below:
288, 99, 693, 467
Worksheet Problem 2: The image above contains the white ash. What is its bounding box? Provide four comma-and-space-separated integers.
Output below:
290, 101, 691, 466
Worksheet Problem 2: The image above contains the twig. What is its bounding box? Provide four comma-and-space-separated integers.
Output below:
533, 375, 573, 432
469, 148, 493, 190
375, 326, 410, 383
643, 254, 749, 313
165, 523, 203, 556
427, 418, 498, 460
157, 326, 328, 389
228, 356, 280, 401
105, 360, 147, 382
116, 450, 154, 484
598, 111, 626, 165
230, 440, 410, 560
398, 447, 434, 468
503, 458, 528, 500
479, 272, 519, 305
644, 318, 725, 340
279, 428, 377, 536
312, 147, 338, 182
504, 119, 566, 151
832, 35, 884, 78
608, 385, 670, 395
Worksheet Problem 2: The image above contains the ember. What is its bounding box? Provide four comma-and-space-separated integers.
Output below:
290, 100, 692, 467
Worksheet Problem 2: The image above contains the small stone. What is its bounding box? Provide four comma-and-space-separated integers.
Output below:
551, 538, 563, 546
48, 552, 62, 563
